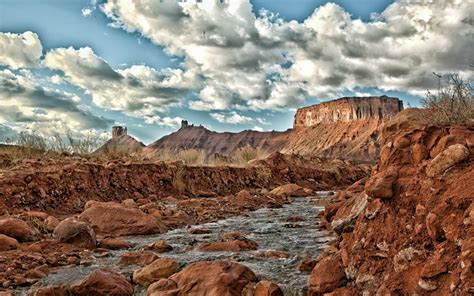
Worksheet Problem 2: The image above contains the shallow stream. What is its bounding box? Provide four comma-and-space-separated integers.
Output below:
27, 193, 333, 296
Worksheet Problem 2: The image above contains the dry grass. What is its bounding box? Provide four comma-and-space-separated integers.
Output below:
233, 145, 268, 165
151, 149, 205, 166
422, 73, 474, 125
171, 166, 186, 194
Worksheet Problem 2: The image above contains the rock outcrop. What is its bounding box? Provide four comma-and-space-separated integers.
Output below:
310, 109, 474, 295
95, 126, 145, 155
294, 96, 403, 127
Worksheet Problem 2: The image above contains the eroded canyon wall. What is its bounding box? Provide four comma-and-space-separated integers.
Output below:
294, 96, 403, 127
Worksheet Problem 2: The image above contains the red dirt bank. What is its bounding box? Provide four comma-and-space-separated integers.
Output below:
310, 110, 474, 295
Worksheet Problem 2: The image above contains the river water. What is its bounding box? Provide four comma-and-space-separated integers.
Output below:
26, 193, 333, 296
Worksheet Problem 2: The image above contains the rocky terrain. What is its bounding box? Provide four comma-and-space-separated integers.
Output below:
99, 96, 403, 162
309, 109, 474, 295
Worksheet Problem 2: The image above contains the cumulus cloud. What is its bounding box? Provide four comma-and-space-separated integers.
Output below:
44, 47, 199, 118
102, 0, 474, 110
0, 31, 43, 69
0, 69, 112, 135
210, 111, 268, 125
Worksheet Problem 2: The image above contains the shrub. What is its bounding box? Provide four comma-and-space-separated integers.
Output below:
176, 149, 204, 165
422, 73, 474, 125
233, 146, 267, 165
171, 166, 186, 194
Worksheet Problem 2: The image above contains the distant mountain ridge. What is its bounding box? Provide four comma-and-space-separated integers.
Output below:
96, 96, 404, 162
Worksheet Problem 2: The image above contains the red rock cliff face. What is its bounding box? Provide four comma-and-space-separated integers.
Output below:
294, 96, 403, 128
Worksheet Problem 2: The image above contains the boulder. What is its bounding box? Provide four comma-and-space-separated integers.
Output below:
0, 218, 39, 242
198, 239, 258, 252
146, 240, 173, 253
119, 251, 160, 266
69, 269, 133, 296
146, 279, 178, 296
365, 168, 398, 199
53, 218, 97, 249
79, 201, 167, 236
270, 184, 311, 197
169, 260, 258, 296
45, 216, 60, 232
330, 194, 368, 234
426, 144, 469, 177
0, 234, 19, 251
254, 280, 284, 296
308, 254, 346, 295
133, 258, 180, 286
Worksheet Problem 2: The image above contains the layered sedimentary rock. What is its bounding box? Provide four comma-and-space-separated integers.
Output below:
294, 96, 403, 127
144, 120, 292, 160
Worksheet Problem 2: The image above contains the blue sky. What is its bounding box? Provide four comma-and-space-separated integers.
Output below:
0, 0, 471, 143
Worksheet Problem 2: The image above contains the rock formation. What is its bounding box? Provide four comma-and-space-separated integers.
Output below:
294, 96, 403, 127
95, 126, 145, 155
309, 109, 474, 295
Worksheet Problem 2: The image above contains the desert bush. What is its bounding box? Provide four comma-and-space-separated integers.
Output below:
176, 149, 204, 165
233, 145, 267, 165
171, 166, 186, 194
422, 73, 474, 125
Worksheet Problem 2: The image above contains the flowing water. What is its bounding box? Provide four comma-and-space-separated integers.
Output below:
26, 193, 333, 296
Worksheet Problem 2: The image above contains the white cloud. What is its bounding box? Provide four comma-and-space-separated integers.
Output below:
82, 8, 93, 17
0, 69, 112, 136
0, 31, 43, 69
101, 0, 474, 110
44, 47, 199, 119
210, 111, 268, 125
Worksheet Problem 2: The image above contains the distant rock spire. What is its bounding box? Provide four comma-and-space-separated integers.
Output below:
112, 126, 127, 139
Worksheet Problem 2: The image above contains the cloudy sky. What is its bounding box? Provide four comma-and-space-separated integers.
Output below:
0, 0, 473, 143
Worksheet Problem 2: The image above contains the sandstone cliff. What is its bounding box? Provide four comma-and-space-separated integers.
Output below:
294, 96, 403, 127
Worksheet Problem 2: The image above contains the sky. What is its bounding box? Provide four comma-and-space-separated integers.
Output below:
0, 0, 473, 143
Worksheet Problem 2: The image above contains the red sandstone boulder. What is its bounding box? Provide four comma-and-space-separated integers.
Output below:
0, 234, 19, 251
330, 193, 368, 234
146, 240, 173, 253
79, 201, 167, 236
0, 218, 39, 242
119, 251, 160, 266
53, 218, 97, 249
69, 269, 133, 296
198, 239, 258, 252
364, 168, 398, 199
426, 144, 469, 177
146, 279, 178, 296
45, 216, 60, 232
270, 183, 312, 197
132, 258, 180, 286
168, 260, 258, 296
308, 254, 346, 295
254, 280, 283, 296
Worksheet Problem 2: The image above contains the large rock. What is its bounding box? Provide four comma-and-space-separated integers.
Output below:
330, 194, 368, 234
270, 183, 311, 197
53, 218, 97, 249
426, 144, 469, 177
146, 279, 178, 296
254, 280, 284, 296
365, 168, 398, 199
0, 234, 19, 251
119, 251, 160, 267
133, 258, 180, 286
308, 254, 346, 295
168, 260, 258, 296
79, 201, 166, 236
69, 269, 133, 296
0, 218, 38, 242
198, 239, 258, 252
